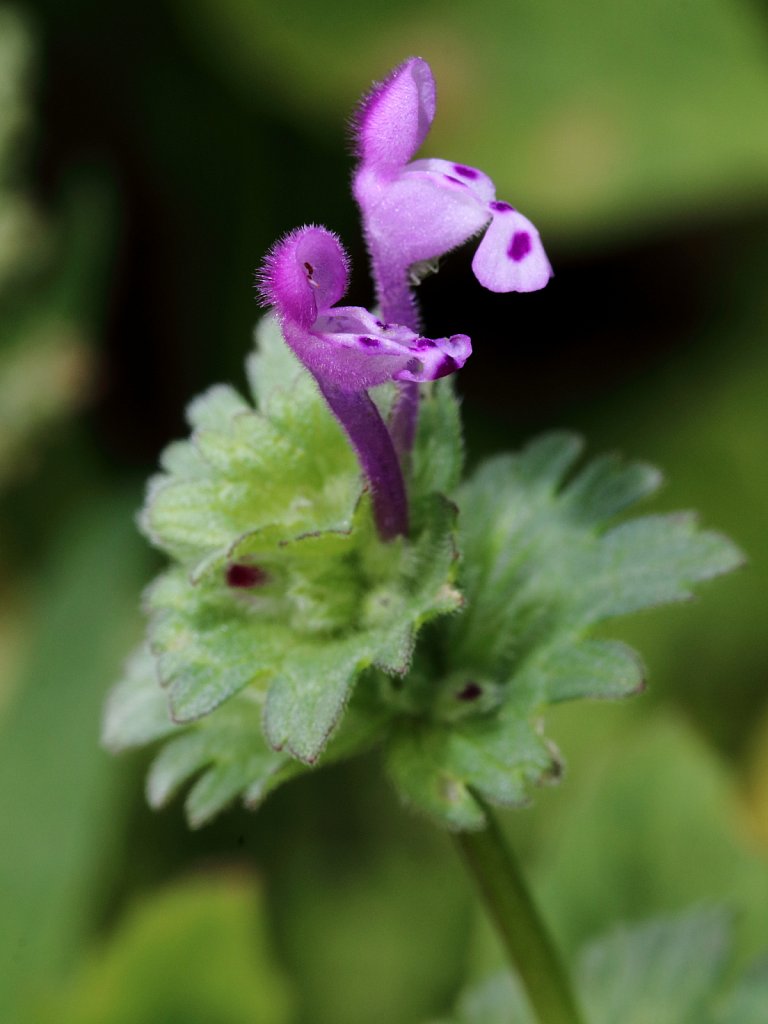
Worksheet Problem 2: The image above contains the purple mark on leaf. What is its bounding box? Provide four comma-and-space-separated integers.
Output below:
227, 563, 268, 588
508, 231, 532, 262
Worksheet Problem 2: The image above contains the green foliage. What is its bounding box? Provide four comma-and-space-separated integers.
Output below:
28, 876, 293, 1024
141, 318, 361, 579
141, 481, 459, 763
385, 434, 743, 829
578, 908, 730, 1024
105, 317, 462, 821
107, 318, 741, 830
104, 642, 389, 827
436, 907, 768, 1024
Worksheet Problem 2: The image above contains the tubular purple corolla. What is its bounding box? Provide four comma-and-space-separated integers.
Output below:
258, 225, 471, 540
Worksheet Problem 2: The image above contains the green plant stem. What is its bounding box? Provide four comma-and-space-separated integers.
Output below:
454, 801, 585, 1024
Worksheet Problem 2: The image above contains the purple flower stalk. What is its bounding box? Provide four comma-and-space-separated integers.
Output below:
352, 57, 553, 451
259, 225, 471, 541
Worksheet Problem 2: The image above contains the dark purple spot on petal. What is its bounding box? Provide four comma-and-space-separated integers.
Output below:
435, 355, 458, 378
226, 563, 268, 588
443, 174, 467, 187
416, 338, 437, 349
359, 336, 380, 348
453, 164, 479, 180
508, 231, 532, 262
406, 357, 424, 375
303, 261, 314, 277
457, 681, 483, 701
490, 200, 514, 213
374, 319, 384, 328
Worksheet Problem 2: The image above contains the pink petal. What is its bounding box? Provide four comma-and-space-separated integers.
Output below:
358, 168, 491, 267
407, 158, 496, 204
353, 57, 436, 172
284, 306, 470, 391
471, 205, 553, 293
259, 226, 349, 326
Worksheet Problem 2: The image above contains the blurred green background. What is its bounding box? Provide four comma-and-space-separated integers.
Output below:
1, 0, 767, 1021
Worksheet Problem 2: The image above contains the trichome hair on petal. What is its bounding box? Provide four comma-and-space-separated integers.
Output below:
350, 56, 436, 171
256, 224, 351, 327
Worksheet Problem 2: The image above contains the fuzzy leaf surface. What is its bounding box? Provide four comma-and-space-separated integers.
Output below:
386, 432, 743, 828
432, 908, 747, 1024
143, 493, 460, 763
577, 907, 730, 1024
140, 315, 361, 579
105, 324, 464, 819
103, 637, 385, 827
410, 377, 464, 499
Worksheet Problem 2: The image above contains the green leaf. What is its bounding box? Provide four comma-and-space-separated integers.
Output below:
261, 493, 462, 763
262, 637, 376, 762
244, 317, 310, 413
436, 907, 746, 1024
449, 436, 741, 673
109, 493, 459, 820
515, 431, 585, 491
146, 567, 290, 721
389, 712, 555, 831
430, 971, 533, 1024
559, 453, 663, 525
106, 309, 464, 812
140, 491, 460, 765
577, 907, 730, 1024
99, 647, 175, 753
518, 638, 645, 704
575, 513, 745, 622
29, 876, 293, 1024
106, 624, 387, 826
385, 433, 742, 828
410, 377, 464, 500
141, 315, 361, 578
101, 644, 176, 752
145, 694, 295, 828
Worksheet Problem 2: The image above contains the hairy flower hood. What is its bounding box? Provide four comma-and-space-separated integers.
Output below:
258, 225, 471, 390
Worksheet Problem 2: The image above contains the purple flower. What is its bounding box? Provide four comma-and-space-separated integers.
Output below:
259, 225, 471, 390
258, 225, 471, 541
352, 57, 553, 312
